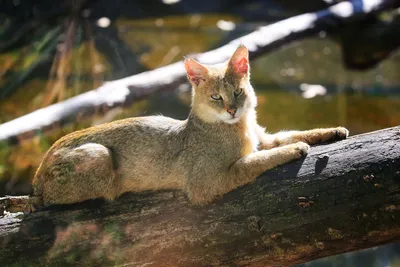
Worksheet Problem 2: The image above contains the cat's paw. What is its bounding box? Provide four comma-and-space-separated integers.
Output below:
293, 142, 310, 158
334, 127, 349, 140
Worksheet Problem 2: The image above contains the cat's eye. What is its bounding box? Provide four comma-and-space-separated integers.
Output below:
211, 94, 222, 100
234, 88, 243, 97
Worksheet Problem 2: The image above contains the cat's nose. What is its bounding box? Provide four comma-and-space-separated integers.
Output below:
227, 108, 237, 116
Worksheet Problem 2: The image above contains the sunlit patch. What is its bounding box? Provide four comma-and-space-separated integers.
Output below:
0, 211, 24, 237
47, 222, 127, 263
162, 0, 180, 4
155, 18, 164, 27
224, 117, 241, 124
189, 14, 201, 27
376, 75, 383, 83
93, 64, 106, 74
96, 84, 130, 106
280, 68, 296, 77
323, 47, 331, 55
49, 223, 99, 256
300, 83, 327, 99
296, 48, 305, 57
363, 0, 382, 12
217, 20, 236, 31
329, 2, 353, 18
97, 17, 111, 28
74, 143, 108, 155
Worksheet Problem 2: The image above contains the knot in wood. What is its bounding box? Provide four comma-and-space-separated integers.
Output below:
363, 174, 375, 182
298, 196, 314, 208
247, 215, 262, 232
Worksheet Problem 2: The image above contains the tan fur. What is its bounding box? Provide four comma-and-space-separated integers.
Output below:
32, 45, 349, 206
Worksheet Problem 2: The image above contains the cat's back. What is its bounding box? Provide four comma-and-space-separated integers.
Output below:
52, 115, 184, 149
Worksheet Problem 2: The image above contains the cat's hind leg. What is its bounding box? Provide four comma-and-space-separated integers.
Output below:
36, 143, 119, 205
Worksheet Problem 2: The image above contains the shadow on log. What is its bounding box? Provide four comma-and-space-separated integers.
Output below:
1, 0, 400, 144
0, 126, 399, 266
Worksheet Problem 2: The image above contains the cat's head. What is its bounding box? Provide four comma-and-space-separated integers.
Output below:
185, 45, 257, 124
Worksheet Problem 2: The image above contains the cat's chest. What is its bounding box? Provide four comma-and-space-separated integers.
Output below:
233, 123, 259, 157
240, 126, 259, 156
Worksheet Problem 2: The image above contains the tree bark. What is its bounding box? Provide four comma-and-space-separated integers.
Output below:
0, 126, 399, 266
1, 0, 399, 144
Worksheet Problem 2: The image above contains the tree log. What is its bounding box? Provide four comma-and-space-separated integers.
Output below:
1, 0, 399, 144
0, 126, 399, 266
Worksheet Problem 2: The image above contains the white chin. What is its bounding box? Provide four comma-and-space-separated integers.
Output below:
223, 117, 241, 124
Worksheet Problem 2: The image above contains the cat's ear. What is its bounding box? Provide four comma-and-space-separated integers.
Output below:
227, 45, 249, 78
184, 58, 209, 86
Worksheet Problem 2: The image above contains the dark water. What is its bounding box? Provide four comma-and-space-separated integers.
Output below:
0, 14, 399, 266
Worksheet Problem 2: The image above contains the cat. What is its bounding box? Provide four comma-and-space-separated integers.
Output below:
26, 45, 348, 210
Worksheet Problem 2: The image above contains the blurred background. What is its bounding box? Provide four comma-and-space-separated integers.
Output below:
0, 0, 399, 266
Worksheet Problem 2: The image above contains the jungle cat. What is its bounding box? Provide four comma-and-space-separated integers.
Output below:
29, 45, 348, 209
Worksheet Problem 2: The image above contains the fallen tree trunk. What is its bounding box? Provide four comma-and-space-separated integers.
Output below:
1, 0, 399, 144
0, 126, 399, 266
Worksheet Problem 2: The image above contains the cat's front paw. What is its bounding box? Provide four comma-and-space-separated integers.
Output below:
293, 142, 310, 158
334, 127, 349, 140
